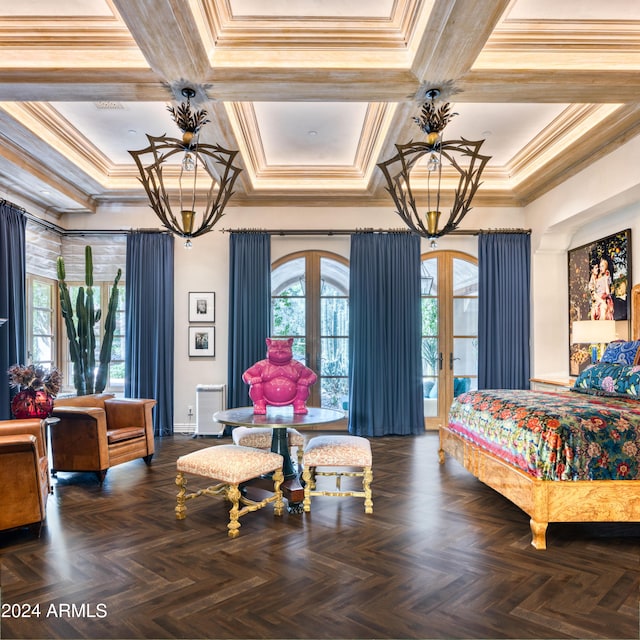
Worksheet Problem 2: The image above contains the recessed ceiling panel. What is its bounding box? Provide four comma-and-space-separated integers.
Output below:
254, 102, 368, 166
229, 0, 394, 18
51, 102, 174, 165
0, 0, 113, 17
441, 103, 568, 165
505, 0, 640, 20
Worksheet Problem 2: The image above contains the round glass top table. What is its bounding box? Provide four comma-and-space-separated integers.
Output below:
214, 406, 345, 511
214, 406, 344, 429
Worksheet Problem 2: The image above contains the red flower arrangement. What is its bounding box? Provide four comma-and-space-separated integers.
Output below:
8, 364, 62, 418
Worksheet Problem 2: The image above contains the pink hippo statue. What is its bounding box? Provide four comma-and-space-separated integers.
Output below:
243, 338, 318, 414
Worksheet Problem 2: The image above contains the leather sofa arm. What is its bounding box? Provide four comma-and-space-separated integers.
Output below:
50, 405, 110, 468
0, 433, 47, 530
104, 398, 155, 428
0, 433, 37, 454
0, 419, 46, 458
54, 393, 115, 409
51, 406, 106, 419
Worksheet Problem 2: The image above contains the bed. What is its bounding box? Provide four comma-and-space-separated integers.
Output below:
439, 338, 640, 549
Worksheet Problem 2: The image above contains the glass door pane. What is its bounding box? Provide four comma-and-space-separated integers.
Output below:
422, 252, 478, 429
272, 252, 349, 411
271, 257, 307, 363
421, 259, 438, 418
453, 258, 478, 398
320, 257, 349, 409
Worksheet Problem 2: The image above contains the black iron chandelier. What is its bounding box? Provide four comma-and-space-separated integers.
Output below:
129, 88, 242, 248
377, 88, 491, 247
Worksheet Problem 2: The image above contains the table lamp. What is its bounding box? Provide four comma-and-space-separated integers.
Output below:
571, 319, 622, 363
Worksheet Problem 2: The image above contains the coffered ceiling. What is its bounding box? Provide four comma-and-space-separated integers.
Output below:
0, 0, 639, 218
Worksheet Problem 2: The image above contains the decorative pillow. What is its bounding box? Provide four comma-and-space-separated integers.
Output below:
572, 362, 640, 397
600, 340, 640, 366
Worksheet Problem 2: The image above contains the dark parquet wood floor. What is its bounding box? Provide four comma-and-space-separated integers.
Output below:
1, 431, 639, 640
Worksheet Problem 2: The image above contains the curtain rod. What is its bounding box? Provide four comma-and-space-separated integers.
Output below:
221, 227, 530, 236
23, 211, 135, 236
0, 198, 26, 213
221, 227, 411, 236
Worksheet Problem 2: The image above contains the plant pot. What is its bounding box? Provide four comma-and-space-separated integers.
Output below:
11, 389, 54, 419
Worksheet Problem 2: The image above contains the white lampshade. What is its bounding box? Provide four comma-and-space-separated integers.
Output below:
571, 320, 624, 344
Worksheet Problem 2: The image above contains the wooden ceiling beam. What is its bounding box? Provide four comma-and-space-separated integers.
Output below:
111, 0, 211, 84
411, 0, 511, 88
0, 69, 170, 102
203, 68, 420, 102
455, 69, 640, 103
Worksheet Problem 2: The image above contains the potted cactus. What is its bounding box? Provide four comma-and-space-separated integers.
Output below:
57, 245, 122, 396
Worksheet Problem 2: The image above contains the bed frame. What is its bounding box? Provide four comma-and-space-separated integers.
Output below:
438, 284, 640, 549
438, 426, 640, 549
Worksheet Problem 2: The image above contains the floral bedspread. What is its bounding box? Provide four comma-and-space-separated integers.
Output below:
447, 390, 640, 480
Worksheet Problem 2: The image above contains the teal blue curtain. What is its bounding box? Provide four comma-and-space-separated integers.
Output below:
227, 232, 271, 410
125, 231, 174, 436
0, 203, 26, 419
478, 232, 531, 389
348, 232, 424, 436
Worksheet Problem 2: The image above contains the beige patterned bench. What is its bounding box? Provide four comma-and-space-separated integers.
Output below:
175, 444, 284, 538
302, 435, 373, 514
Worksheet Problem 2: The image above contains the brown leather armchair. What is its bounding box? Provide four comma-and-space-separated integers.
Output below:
0, 418, 49, 534
51, 393, 156, 484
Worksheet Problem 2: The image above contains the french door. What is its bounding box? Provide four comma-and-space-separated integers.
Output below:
271, 250, 349, 411
422, 251, 478, 430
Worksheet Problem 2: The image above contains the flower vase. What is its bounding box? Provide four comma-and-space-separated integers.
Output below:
11, 389, 54, 419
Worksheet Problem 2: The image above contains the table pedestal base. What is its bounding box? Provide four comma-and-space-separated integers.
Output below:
214, 406, 345, 514
243, 474, 305, 513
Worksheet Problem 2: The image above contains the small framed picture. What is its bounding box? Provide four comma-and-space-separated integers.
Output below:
189, 326, 215, 357
189, 292, 215, 323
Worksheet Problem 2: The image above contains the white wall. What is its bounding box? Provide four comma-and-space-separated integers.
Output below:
527, 136, 640, 378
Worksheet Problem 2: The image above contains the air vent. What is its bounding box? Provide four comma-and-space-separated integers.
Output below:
94, 101, 125, 110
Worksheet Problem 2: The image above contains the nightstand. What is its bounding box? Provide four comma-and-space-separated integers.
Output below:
530, 377, 575, 393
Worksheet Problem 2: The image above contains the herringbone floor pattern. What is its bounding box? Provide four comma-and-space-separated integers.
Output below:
1, 432, 638, 639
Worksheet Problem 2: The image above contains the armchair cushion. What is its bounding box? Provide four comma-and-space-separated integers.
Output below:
107, 426, 146, 444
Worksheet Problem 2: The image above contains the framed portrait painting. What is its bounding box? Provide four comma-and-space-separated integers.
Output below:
189, 292, 215, 323
189, 326, 215, 357
568, 229, 631, 375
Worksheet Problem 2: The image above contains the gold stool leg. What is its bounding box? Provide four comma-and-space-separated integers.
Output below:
272, 468, 284, 516
363, 467, 373, 514
302, 466, 313, 512
175, 471, 187, 520
296, 447, 303, 470
226, 484, 241, 538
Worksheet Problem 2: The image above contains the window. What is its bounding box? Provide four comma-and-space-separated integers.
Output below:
63, 281, 125, 393
271, 251, 349, 410
26, 275, 56, 369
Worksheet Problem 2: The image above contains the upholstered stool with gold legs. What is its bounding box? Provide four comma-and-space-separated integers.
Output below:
175, 444, 284, 538
232, 426, 305, 469
302, 435, 373, 514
